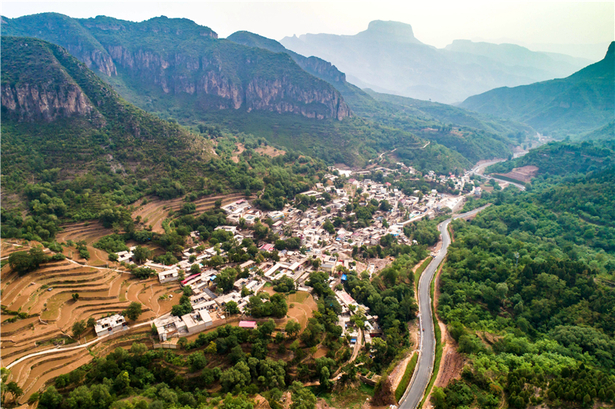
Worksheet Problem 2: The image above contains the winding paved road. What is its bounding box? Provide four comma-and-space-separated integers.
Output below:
399, 205, 491, 409
470, 160, 526, 191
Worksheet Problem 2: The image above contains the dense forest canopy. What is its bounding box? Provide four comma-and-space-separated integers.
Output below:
434, 164, 615, 409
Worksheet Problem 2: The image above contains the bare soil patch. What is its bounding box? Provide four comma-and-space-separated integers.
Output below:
287, 292, 317, 330
495, 165, 538, 183
255, 146, 285, 157
231, 143, 246, 163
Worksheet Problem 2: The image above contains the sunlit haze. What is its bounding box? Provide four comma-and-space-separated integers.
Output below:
2, 1, 614, 60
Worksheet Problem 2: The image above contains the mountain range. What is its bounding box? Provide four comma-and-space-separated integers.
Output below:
3, 13, 531, 168
461, 42, 615, 138
3, 12, 610, 172
1, 13, 351, 121
281, 20, 592, 103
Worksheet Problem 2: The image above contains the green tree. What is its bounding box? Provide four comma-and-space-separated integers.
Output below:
2, 381, 23, 404
114, 371, 130, 392
221, 393, 253, 409
225, 301, 241, 315
323, 220, 336, 235
205, 341, 217, 354
215, 267, 238, 293
39, 386, 63, 409
188, 352, 207, 372
285, 320, 301, 338
66, 385, 93, 409
290, 381, 317, 409
72, 320, 87, 338
123, 302, 143, 321
220, 361, 251, 392
257, 319, 276, 339
8, 247, 46, 275
132, 246, 152, 264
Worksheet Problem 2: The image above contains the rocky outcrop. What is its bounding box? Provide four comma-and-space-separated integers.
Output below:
1, 82, 95, 122
245, 77, 350, 119
3, 13, 351, 120
68, 47, 117, 76
299, 56, 346, 84
103, 44, 350, 119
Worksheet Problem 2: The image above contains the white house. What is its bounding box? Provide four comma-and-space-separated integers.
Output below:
95, 314, 128, 337
181, 310, 213, 334
158, 268, 180, 284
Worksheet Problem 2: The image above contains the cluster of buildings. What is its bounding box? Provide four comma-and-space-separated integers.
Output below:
107, 168, 465, 343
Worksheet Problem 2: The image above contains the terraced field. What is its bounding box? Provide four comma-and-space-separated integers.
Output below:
132, 193, 250, 234
1, 193, 261, 402
1, 240, 179, 403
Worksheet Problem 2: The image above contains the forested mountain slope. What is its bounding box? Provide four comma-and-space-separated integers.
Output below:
0, 36, 327, 241
228, 30, 535, 163
435, 165, 615, 408
461, 42, 615, 138
1, 36, 214, 191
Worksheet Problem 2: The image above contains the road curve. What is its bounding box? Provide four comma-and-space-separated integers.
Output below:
470, 160, 526, 191
399, 205, 491, 408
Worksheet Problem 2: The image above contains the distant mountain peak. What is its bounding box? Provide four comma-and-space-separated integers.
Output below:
606, 41, 614, 59
359, 20, 422, 44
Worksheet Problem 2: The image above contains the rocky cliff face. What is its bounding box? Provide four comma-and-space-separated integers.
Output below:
299, 56, 346, 84
68, 46, 117, 76
2, 82, 95, 122
1, 36, 101, 122
102, 43, 350, 119
2, 13, 351, 121
245, 77, 350, 120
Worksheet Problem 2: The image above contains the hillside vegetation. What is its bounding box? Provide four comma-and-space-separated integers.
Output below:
486, 140, 615, 176
434, 165, 615, 409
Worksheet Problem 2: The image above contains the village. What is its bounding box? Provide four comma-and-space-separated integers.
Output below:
95, 166, 473, 347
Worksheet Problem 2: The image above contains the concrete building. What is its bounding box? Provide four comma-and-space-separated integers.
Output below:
181, 310, 213, 334
95, 314, 128, 337
158, 268, 180, 284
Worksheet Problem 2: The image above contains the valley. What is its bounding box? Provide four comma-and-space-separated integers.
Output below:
1, 7, 614, 409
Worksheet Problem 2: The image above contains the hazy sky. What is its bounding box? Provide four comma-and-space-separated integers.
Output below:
2, 1, 613, 52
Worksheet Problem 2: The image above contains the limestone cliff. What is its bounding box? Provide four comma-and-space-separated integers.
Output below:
2, 82, 95, 122
1, 37, 101, 122
2, 13, 350, 120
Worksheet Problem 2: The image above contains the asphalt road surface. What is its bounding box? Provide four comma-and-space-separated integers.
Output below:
470, 160, 526, 191
399, 205, 491, 408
